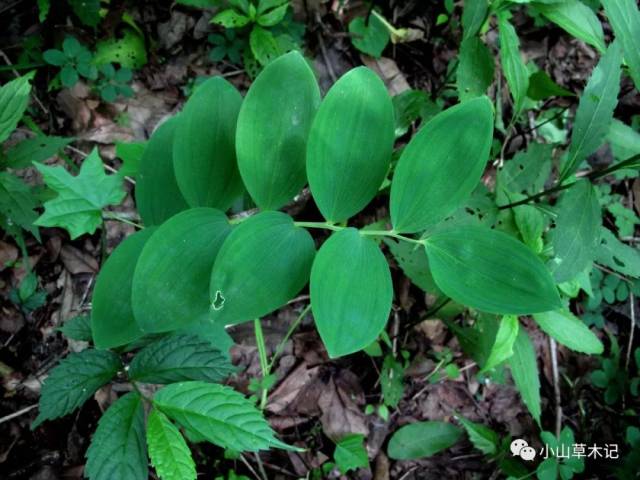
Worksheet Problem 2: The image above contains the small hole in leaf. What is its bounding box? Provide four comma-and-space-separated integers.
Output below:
212, 290, 225, 310
613, 256, 626, 268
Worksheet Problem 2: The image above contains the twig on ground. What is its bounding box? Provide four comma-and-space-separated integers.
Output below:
316, 30, 337, 83
625, 293, 636, 372
549, 337, 562, 437
0, 404, 37, 425
239, 454, 264, 480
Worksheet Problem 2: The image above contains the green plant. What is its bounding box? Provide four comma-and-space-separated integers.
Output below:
210, 0, 303, 75
43, 36, 97, 88
95, 63, 134, 102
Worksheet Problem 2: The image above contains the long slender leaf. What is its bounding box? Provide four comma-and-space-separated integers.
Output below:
533, 310, 603, 354
498, 13, 529, 117
601, 0, 640, 91
508, 327, 541, 424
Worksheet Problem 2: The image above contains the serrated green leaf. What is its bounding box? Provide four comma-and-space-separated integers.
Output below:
457, 37, 494, 102
602, 0, 640, 91
257, 2, 288, 27
236, 51, 320, 210
348, 13, 390, 58
212, 9, 251, 28
462, 0, 488, 40
534, 0, 605, 53
310, 228, 392, 358
135, 118, 189, 226
334, 434, 369, 474
483, 315, 519, 371
173, 77, 243, 210
60, 65, 79, 87
387, 421, 462, 460
307, 67, 394, 222
508, 327, 541, 424
129, 334, 234, 383
2, 135, 72, 169
153, 381, 296, 452
250, 26, 281, 65
596, 227, 640, 277
92, 228, 155, 349
497, 142, 553, 195
93, 29, 147, 69
533, 309, 603, 354
381, 354, 404, 407
456, 415, 498, 455
527, 70, 573, 100
561, 42, 622, 180
210, 211, 315, 325
0, 172, 40, 239
147, 409, 196, 480
32, 349, 121, 428
0, 72, 34, 143
425, 226, 561, 315
85, 392, 148, 480
133, 208, 232, 333
549, 180, 601, 283
34, 148, 126, 239
498, 13, 529, 117
58, 314, 92, 341
390, 97, 494, 233
43, 49, 67, 66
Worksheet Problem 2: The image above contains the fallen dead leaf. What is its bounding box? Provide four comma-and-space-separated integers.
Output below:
267, 362, 322, 415
361, 56, 410, 96
0, 240, 18, 271
60, 245, 99, 274
318, 370, 368, 441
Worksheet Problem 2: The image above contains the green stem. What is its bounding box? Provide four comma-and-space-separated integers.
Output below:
103, 212, 144, 229
294, 221, 425, 245
266, 304, 311, 373
253, 318, 269, 410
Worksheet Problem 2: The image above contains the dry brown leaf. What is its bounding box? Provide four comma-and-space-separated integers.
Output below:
60, 245, 99, 274
318, 370, 368, 441
361, 56, 410, 96
0, 240, 18, 271
267, 363, 322, 415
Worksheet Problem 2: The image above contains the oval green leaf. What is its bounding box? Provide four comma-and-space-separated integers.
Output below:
387, 421, 462, 460
310, 228, 392, 358
390, 96, 494, 233
173, 77, 243, 209
136, 118, 189, 226
424, 225, 561, 314
92, 228, 155, 349
133, 208, 232, 333
236, 51, 320, 210
210, 211, 315, 325
306, 67, 394, 222
533, 309, 603, 355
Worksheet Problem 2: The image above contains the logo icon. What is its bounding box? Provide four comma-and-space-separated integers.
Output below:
511, 439, 536, 461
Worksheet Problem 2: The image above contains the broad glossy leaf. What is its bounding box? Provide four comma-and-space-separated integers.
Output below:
457, 37, 494, 101
34, 148, 125, 239
334, 434, 369, 474
236, 51, 320, 210
602, 0, 640, 91
307, 67, 394, 222
508, 327, 541, 424
32, 349, 121, 428
133, 208, 231, 333
85, 393, 148, 480
533, 310, 603, 354
115, 141, 146, 178
482, 315, 519, 372
211, 9, 251, 28
136, 118, 188, 226
549, 180, 600, 283
128, 334, 234, 383
462, 0, 488, 40
310, 228, 392, 358
147, 409, 196, 480
153, 381, 294, 451
2, 135, 73, 169
0, 72, 34, 143
173, 77, 243, 209
498, 13, 529, 117
561, 42, 622, 180
424, 226, 561, 314
387, 421, 462, 460
92, 229, 154, 349
348, 14, 390, 57
210, 211, 315, 325
390, 97, 493, 233
535, 0, 605, 53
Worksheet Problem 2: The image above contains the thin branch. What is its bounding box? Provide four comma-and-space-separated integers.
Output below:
625, 293, 636, 372
549, 337, 562, 438
0, 404, 37, 425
